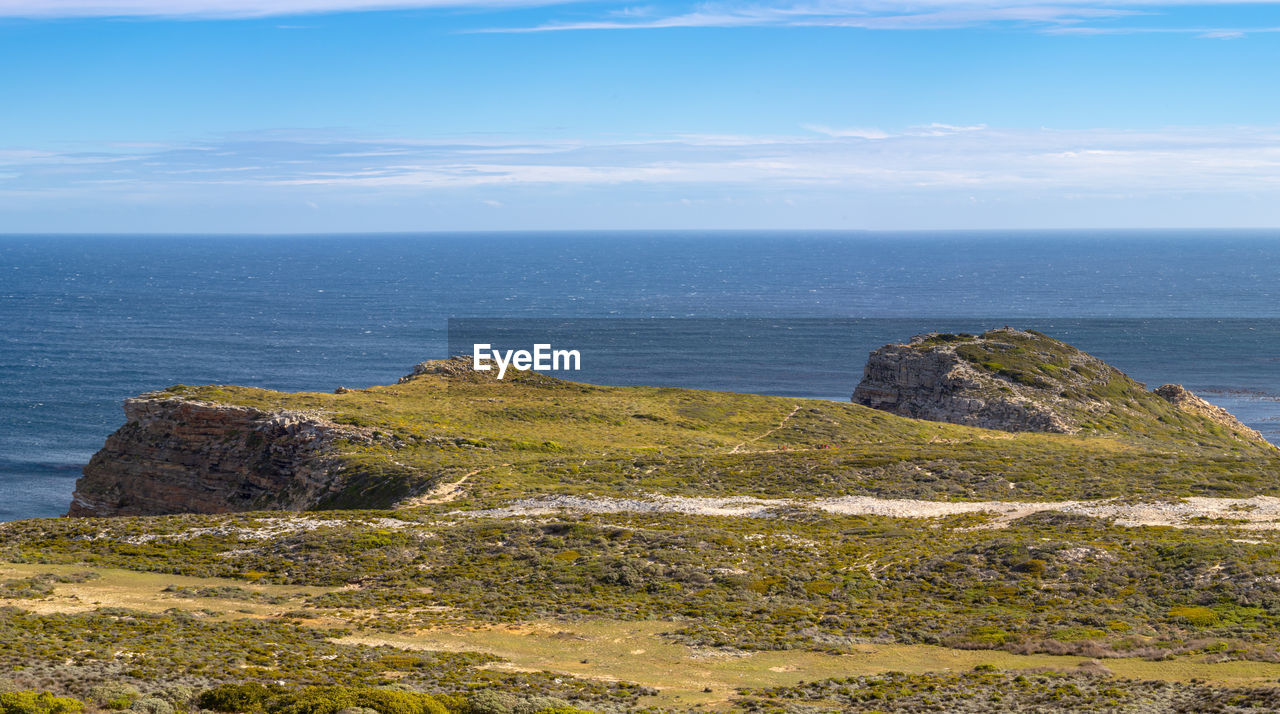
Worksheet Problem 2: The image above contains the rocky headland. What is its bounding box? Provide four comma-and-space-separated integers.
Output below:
852, 327, 1268, 444
68, 330, 1273, 518
68, 394, 393, 517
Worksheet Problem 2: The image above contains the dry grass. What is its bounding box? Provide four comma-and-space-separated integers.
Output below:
10, 560, 1280, 709
0, 562, 330, 618
336, 619, 1280, 709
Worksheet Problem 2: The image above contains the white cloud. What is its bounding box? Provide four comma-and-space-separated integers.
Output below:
803, 124, 891, 139
0, 0, 1277, 31
0, 0, 571, 18
1047, 24, 1280, 35
803, 122, 989, 139
912, 122, 988, 135
4, 125, 1280, 202
470, 0, 1280, 34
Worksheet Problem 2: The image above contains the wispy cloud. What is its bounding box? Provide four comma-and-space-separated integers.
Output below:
469, 0, 1280, 34
802, 123, 987, 139
802, 124, 891, 139
4, 124, 1280, 230
1047, 23, 1280, 35
4, 124, 1280, 198
0, 0, 576, 19
3, 0, 1279, 35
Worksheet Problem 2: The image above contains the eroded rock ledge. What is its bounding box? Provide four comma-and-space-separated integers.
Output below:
68, 396, 384, 517
1153, 383, 1265, 441
853, 327, 1267, 444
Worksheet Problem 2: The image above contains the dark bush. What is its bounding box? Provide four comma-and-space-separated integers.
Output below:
198, 683, 281, 713
270, 687, 447, 714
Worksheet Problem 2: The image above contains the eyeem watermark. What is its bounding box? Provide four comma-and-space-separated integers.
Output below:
473, 343, 581, 379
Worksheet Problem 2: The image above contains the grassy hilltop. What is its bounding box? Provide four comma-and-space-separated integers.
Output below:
149, 340, 1277, 509
8, 330, 1280, 713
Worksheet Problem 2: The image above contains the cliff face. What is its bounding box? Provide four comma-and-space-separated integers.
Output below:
852, 328, 1269, 444
68, 396, 382, 517
852, 335, 1077, 433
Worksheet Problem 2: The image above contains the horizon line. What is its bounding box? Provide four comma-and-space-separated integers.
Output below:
3, 227, 1280, 237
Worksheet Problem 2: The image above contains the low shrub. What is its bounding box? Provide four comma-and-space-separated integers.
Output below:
89, 685, 141, 711
1169, 606, 1221, 627
0, 692, 84, 714
130, 698, 173, 714
198, 683, 281, 713
158, 687, 196, 707
466, 692, 571, 714
272, 687, 447, 714
199, 686, 449, 714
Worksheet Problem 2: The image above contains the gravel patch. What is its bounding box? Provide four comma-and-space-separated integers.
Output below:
462, 494, 1280, 529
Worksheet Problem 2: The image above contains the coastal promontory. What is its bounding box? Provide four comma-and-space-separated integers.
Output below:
68, 330, 1277, 518
852, 327, 1269, 444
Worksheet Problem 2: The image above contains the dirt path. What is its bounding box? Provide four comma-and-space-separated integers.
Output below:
398, 465, 506, 507
730, 405, 801, 454
464, 493, 1280, 530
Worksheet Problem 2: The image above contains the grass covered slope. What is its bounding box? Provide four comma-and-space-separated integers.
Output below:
17, 331, 1280, 713
13, 508, 1280, 659
11, 507, 1280, 710
143, 345, 1280, 510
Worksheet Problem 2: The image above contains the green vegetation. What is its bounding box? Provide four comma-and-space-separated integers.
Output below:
144, 352, 1280, 506
9, 508, 1280, 663
0, 685, 604, 714
0, 691, 84, 714
734, 668, 1280, 712
1, 572, 98, 600
161, 585, 288, 604
939, 328, 1261, 445
196, 684, 452, 714
0, 607, 646, 709
10, 335, 1280, 711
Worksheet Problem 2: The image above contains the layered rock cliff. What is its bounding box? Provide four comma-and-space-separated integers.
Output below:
853, 331, 1079, 433
69, 395, 389, 517
852, 328, 1268, 444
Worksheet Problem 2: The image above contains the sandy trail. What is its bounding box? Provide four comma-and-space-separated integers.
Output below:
464, 493, 1280, 529
729, 405, 801, 454
398, 465, 507, 507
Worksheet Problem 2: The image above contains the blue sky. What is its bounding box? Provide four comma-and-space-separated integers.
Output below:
1, 1, 1278, 231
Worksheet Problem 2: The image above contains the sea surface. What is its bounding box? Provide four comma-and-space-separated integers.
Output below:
3, 231, 1279, 521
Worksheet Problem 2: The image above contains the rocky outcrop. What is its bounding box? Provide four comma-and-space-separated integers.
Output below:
852, 329, 1111, 433
852, 328, 1269, 445
68, 396, 386, 517
399, 356, 480, 382
1154, 384, 1268, 443
399, 355, 556, 385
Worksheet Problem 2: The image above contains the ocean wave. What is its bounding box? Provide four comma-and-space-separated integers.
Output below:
1194, 388, 1280, 401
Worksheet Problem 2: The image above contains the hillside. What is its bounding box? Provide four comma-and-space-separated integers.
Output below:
12, 330, 1280, 713
71, 337, 1279, 518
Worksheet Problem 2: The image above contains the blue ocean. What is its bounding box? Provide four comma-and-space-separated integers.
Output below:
3, 231, 1279, 521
